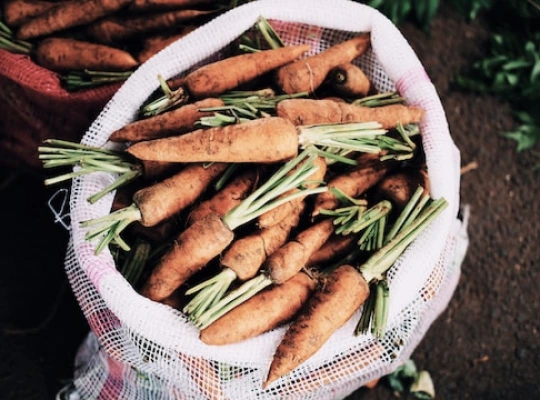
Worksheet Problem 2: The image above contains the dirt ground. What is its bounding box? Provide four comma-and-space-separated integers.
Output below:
0, 4, 539, 400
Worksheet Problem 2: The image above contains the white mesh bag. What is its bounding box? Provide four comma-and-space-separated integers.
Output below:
65, 1, 469, 398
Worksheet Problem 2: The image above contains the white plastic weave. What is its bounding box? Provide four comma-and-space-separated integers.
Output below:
66, 1, 467, 399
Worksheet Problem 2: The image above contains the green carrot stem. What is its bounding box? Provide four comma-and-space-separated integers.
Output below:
384, 186, 424, 243
256, 16, 284, 49
121, 239, 151, 287
371, 279, 390, 338
354, 281, 376, 335
400, 193, 431, 231
87, 169, 140, 204
351, 91, 405, 107
214, 163, 240, 191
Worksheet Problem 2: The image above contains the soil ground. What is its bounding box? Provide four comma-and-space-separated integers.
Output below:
0, 4, 539, 400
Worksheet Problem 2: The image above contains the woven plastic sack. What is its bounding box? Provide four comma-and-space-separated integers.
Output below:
65, 1, 468, 398
0, 50, 120, 170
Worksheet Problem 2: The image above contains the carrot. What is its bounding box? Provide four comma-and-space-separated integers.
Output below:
136, 26, 197, 64
16, 0, 133, 40
275, 33, 370, 94
263, 264, 370, 387
126, 117, 299, 163
129, 0, 214, 12
276, 99, 425, 129
135, 151, 326, 302
187, 169, 258, 225
200, 271, 316, 345
109, 98, 225, 143
374, 167, 430, 210
312, 153, 395, 217
257, 155, 326, 229
81, 162, 228, 253
3, 0, 57, 28
265, 218, 335, 285
33, 37, 139, 72
327, 62, 371, 98
182, 44, 311, 99
306, 233, 356, 267
84, 9, 216, 44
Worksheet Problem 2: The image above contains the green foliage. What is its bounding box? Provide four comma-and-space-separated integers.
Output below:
359, 0, 440, 31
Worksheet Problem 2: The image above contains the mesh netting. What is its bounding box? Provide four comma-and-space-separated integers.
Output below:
65, 1, 468, 398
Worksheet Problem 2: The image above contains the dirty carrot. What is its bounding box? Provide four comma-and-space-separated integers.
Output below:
275, 33, 370, 94
3, 0, 57, 28
263, 264, 370, 387
16, 0, 133, 40
84, 9, 216, 44
374, 167, 430, 210
129, 0, 215, 12
109, 97, 225, 143
306, 233, 356, 266
33, 38, 139, 72
136, 26, 197, 64
200, 271, 317, 345
276, 99, 425, 129
327, 62, 371, 98
81, 162, 228, 254
137, 151, 326, 302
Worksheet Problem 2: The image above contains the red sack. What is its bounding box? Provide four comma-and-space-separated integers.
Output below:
0, 49, 121, 171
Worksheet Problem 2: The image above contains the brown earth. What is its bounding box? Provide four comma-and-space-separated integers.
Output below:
0, 4, 539, 400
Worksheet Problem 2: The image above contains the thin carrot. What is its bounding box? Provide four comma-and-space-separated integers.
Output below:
200, 271, 317, 345
312, 153, 395, 217
33, 37, 139, 72
275, 33, 371, 94
16, 0, 133, 40
136, 26, 197, 64
187, 169, 258, 225
263, 264, 370, 387
276, 99, 425, 129
3, 0, 57, 28
306, 233, 356, 267
126, 117, 300, 163
109, 98, 225, 143
182, 44, 311, 99
84, 9, 216, 44
327, 62, 371, 98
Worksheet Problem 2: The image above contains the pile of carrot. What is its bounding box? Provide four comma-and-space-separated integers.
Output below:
38, 20, 447, 391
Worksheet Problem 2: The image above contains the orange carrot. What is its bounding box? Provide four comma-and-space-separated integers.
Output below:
16, 0, 133, 40
139, 212, 235, 301
126, 117, 299, 163
109, 98, 225, 143
187, 169, 258, 225
276, 99, 425, 129
306, 233, 356, 267
183, 44, 311, 99
264, 264, 370, 387
257, 156, 326, 229
312, 153, 395, 217
200, 271, 316, 345
374, 167, 430, 210
265, 218, 335, 285
136, 26, 197, 64
328, 62, 371, 98
129, 0, 214, 12
3, 0, 57, 28
33, 37, 138, 72
275, 33, 370, 94
84, 9, 216, 44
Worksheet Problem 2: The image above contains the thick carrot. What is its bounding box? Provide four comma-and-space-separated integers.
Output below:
129, 0, 214, 12
328, 62, 371, 98
312, 153, 395, 217
139, 212, 234, 301
276, 99, 425, 129
257, 156, 326, 229
374, 167, 430, 210
3, 0, 57, 28
84, 9, 216, 44
109, 98, 225, 143
187, 169, 257, 225
33, 37, 138, 72
265, 218, 335, 284
16, 0, 133, 40
183, 44, 311, 99
126, 117, 299, 163
200, 271, 316, 345
263, 264, 370, 387
136, 26, 197, 64
134, 162, 227, 227
220, 201, 305, 281
275, 33, 370, 94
